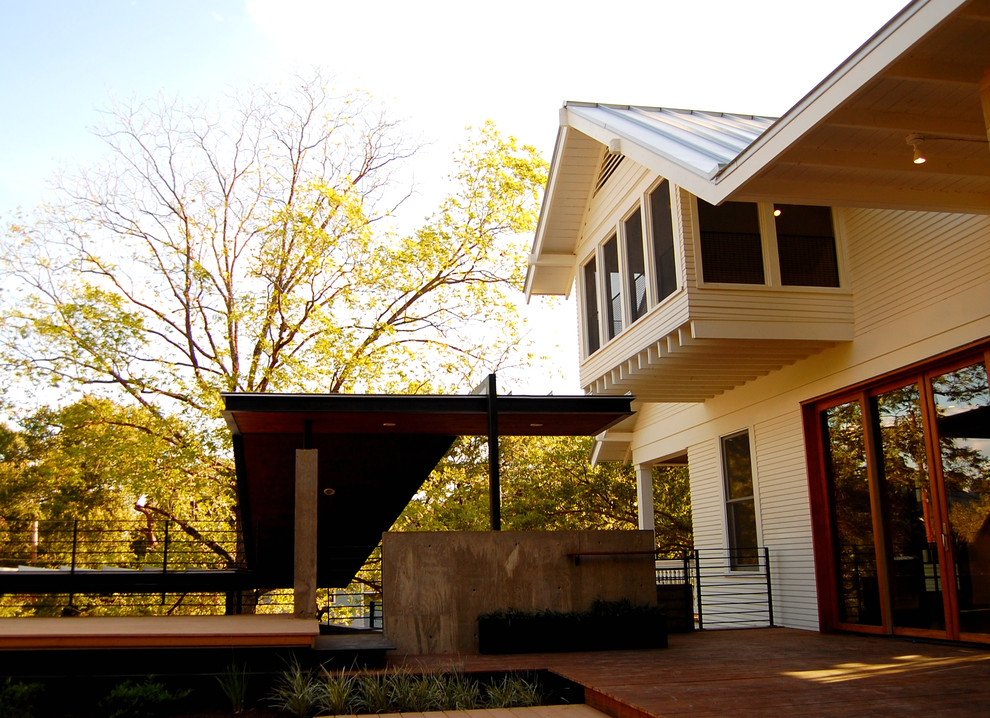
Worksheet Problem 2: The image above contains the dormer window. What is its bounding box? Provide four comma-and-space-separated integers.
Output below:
624, 208, 648, 323
650, 180, 677, 303
580, 179, 680, 357
698, 200, 765, 284
774, 204, 839, 287
697, 199, 840, 288
603, 233, 623, 340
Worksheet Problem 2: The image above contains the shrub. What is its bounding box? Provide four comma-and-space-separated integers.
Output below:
319, 666, 358, 715
268, 657, 323, 718
98, 678, 191, 718
485, 674, 542, 708
217, 662, 250, 714
0, 678, 43, 718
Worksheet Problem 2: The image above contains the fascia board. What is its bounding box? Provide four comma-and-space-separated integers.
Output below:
524, 123, 571, 300
710, 0, 966, 200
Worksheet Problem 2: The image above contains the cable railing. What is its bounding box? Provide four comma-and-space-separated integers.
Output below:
0, 518, 383, 627
0, 518, 239, 573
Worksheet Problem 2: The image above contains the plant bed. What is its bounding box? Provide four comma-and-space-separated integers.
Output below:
0, 666, 581, 717
478, 599, 668, 654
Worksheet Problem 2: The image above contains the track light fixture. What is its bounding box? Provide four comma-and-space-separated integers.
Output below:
906, 133, 926, 164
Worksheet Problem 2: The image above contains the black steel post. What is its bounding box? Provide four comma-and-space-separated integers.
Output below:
473, 373, 501, 531
70, 520, 78, 574
764, 546, 774, 627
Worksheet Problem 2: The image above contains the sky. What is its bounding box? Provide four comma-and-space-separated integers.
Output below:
0, 0, 908, 393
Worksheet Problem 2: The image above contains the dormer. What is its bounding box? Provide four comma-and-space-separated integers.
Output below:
527, 105, 855, 401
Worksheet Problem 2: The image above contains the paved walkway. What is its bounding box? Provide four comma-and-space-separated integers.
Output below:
391, 628, 990, 717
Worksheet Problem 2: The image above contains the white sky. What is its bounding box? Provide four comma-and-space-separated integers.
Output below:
0, 0, 908, 393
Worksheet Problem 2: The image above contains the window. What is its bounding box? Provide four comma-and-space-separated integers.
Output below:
624, 209, 647, 323
602, 233, 622, 340
580, 177, 680, 356
650, 180, 677, 302
582, 259, 600, 354
774, 204, 839, 287
698, 200, 764, 284
721, 430, 759, 568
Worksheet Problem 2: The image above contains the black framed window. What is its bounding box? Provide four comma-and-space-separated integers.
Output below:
698, 200, 764, 284
650, 180, 677, 301
774, 204, 839, 287
624, 209, 647, 322
603, 234, 622, 340
582, 258, 600, 355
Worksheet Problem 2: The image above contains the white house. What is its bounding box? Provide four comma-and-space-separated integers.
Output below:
526, 0, 990, 644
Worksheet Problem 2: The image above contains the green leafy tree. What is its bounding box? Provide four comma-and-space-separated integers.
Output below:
0, 71, 547, 553
395, 435, 692, 552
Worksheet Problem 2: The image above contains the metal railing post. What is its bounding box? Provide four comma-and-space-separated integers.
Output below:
162, 520, 169, 574
70, 520, 79, 574
694, 549, 703, 630
161, 520, 169, 607
764, 546, 774, 627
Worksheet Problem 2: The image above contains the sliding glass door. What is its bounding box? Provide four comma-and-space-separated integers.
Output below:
813, 350, 990, 642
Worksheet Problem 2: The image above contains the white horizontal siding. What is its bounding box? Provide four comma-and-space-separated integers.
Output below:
753, 411, 819, 631
845, 208, 990, 337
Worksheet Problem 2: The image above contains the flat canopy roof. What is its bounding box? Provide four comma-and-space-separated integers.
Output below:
222, 390, 634, 587
222, 392, 635, 437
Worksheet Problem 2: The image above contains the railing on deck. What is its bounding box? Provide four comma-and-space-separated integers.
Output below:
0, 519, 383, 627
0, 518, 238, 573
656, 547, 774, 630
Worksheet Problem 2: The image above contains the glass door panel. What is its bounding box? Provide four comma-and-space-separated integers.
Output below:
824, 401, 882, 625
873, 384, 945, 631
932, 361, 990, 636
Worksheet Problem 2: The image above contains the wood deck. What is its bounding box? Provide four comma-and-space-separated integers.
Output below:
392, 628, 990, 717
0, 614, 320, 649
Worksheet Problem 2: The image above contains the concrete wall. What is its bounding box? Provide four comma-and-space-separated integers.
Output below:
382, 530, 656, 655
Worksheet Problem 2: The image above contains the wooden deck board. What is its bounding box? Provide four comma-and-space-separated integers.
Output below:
391, 628, 990, 717
0, 614, 321, 648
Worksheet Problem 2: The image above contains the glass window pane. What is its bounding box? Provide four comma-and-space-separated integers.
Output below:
824, 400, 882, 626
932, 361, 990, 635
775, 204, 839, 287
722, 431, 758, 568
698, 200, 764, 284
874, 384, 944, 631
624, 209, 647, 322
603, 234, 622, 340
722, 431, 754, 500
582, 259, 600, 354
649, 181, 676, 301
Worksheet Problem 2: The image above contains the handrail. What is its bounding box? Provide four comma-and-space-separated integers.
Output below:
566, 549, 657, 565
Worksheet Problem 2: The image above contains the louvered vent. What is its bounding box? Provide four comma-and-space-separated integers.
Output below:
594, 148, 624, 196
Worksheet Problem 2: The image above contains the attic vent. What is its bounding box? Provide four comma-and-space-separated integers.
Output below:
594, 148, 624, 196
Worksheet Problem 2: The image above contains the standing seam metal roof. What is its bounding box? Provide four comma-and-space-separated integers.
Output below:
565, 102, 777, 179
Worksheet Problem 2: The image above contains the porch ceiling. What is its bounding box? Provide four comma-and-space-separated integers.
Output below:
731, 0, 990, 212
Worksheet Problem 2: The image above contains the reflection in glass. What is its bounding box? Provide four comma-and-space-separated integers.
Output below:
933, 362, 990, 635
721, 431, 758, 568
824, 401, 881, 625
874, 384, 944, 630
603, 234, 622, 340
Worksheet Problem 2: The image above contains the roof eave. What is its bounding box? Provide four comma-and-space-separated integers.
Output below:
711, 0, 966, 198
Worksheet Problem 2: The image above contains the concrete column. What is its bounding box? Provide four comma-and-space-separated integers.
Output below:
636, 463, 655, 531
294, 449, 318, 619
